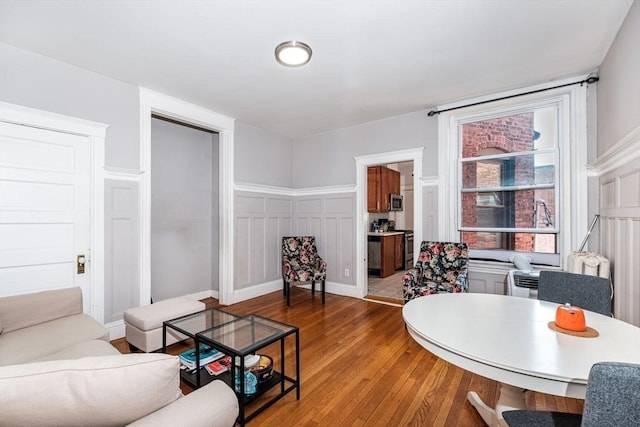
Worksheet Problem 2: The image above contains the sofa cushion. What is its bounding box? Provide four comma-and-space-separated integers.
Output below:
0, 287, 83, 333
31, 339, 121, 362
123, 297, 205, 331
0, 313, 109, 366
0, 353, 182, 427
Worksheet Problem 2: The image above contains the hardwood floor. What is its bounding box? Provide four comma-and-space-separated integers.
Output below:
112, 288, 583, 426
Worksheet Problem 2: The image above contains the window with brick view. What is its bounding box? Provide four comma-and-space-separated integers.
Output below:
459, 107, 557, 257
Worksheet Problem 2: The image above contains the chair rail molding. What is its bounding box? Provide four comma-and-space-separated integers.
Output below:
235, 182, 356, 197
588, 126, 640, 176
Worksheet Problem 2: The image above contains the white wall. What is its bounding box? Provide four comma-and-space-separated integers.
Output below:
0, 42, 140, 170
292, 110, 437, 187
597, 1, 640, 155
235, 121, 293, 187
595, 1, 640, 326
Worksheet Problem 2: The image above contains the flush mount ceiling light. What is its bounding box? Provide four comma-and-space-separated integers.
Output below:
275, 41, 312, 67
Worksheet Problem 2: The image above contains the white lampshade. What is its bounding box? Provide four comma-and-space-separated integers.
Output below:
275, 41, 312, 67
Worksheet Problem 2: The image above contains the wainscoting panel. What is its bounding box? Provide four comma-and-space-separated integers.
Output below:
294, 194, 356, 286
235, 192, 292, 291
104, 179, 140, 324
597, 140, 640, 327
422, 184, 438, 241
467, 262, 510, 295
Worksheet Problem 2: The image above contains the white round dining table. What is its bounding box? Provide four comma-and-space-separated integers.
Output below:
403, 293, 640, 427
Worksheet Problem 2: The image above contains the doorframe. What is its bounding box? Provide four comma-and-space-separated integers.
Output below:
0, 101, 108, 321
139, 89, 235, 306
355, 147, 424, 298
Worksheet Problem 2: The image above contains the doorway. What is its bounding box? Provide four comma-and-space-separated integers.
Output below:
355, 148, 424, 303
139, 88, 235, 306
150, 116, 219, 302
366, 161, 414, 303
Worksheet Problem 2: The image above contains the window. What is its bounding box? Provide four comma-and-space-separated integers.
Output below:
460, 108, 558, 258
437, 80, 589, 267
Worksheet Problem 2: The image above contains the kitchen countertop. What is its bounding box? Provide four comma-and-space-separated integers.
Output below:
367, 231, 404, 237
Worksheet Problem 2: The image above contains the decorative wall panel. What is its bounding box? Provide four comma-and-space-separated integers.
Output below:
104, 179, 140, 324
598, 140, 640, 327
294, 194, 356, 285
235, 192, 292, 290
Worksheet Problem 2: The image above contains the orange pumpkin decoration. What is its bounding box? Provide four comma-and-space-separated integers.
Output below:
555, 303, 587, 332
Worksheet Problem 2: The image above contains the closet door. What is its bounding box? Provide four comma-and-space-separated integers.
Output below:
0, 122, 91, 309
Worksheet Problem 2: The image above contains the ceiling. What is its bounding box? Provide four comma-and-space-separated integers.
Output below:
0, 0, 633, 139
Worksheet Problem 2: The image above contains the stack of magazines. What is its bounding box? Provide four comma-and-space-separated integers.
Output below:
205, 356, 232, 376
179, 344, 225, 371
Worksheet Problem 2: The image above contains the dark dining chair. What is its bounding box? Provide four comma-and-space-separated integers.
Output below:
282, 236, 327, 306
503, 361, 640, 427
537, 271, 612, 316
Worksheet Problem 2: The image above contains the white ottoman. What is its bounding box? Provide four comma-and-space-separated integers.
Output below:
124, 297, 205, 352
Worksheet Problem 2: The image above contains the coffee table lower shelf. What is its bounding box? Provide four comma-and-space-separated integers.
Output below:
180, 368, 297, 420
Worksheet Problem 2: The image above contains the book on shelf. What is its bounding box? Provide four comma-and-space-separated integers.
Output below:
179, 344, 225, 370
205, 355, 232, 376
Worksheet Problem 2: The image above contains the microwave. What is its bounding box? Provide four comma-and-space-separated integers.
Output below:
389, 194, 403, 211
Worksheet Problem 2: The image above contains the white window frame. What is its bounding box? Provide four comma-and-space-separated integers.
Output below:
437, 77, 589, 267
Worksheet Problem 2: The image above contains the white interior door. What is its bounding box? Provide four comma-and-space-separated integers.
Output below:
0, 121, 92, 312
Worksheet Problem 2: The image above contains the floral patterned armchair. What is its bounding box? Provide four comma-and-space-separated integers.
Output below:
403, 241, 469, 303
282, 236, 327, 306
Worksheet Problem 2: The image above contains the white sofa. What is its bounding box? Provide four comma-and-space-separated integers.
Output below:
0, 287, 239, 426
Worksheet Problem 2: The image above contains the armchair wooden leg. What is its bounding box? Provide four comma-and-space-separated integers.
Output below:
311, 280, 316, 295
282, 278, 287, 296
322, 279, 325, 304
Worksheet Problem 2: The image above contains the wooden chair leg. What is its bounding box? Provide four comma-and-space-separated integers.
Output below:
287, 281, 291, 306
322, 279, 325, 304
282, 278, 287, 296
311, 280, 316, 295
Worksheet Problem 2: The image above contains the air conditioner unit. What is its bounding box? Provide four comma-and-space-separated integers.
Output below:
507, 269, 539, 299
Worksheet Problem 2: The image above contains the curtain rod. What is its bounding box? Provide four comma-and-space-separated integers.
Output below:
427, 76, 599, 117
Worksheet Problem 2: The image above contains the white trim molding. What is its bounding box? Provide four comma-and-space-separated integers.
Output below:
589, 126, 640, 176
355, 147, 424, 299
235, 181, 356, 196
420, 175, 439, 186
0, 101, 108, 323
139, 88, 236, 306
104, 167, 144, 181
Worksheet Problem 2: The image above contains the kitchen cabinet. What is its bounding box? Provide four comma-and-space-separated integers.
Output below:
394, 234, 404, 270
367, 232, 405, 278
367, 166, 400, 212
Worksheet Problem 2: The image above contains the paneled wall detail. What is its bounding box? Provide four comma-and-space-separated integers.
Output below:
295, 195, 356, 286
596, 130, 639, 326
421, 184, 438, 241
104, 178, 140, 324
235, 192, 292, 290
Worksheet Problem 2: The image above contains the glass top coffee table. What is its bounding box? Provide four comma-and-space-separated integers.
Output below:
163, 309, 300, 426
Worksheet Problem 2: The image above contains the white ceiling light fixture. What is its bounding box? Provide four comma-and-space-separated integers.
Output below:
275, 41, 312, 67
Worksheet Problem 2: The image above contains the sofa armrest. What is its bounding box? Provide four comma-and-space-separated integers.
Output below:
0, 287, 83, 333
128, 380, 239, 427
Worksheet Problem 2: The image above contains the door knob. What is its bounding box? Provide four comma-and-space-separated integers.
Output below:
77, 254, 86, 274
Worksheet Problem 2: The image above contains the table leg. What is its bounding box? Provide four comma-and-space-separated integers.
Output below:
467, 383, 526, 427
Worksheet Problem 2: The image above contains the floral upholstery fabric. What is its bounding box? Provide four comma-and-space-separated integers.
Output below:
403, 241, 469, 303
282, 236, 327, 284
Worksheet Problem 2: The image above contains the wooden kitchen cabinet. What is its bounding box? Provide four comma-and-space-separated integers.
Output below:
394, 234, 404, 270
380, 235, 396, 278
367, 166, 400, 212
